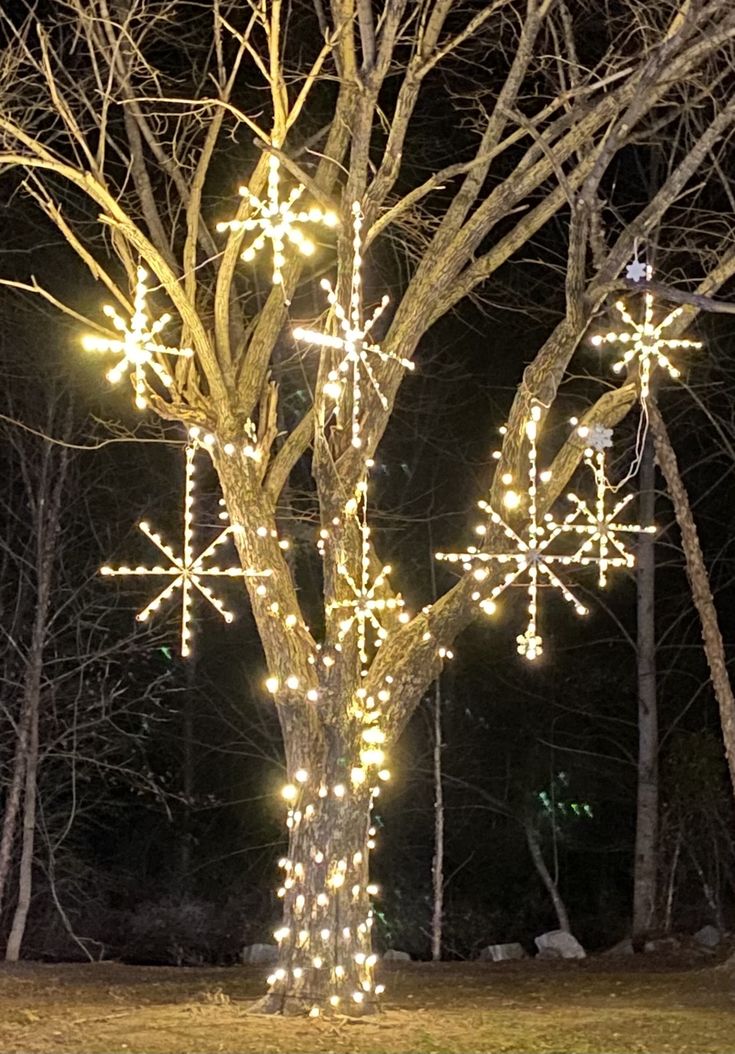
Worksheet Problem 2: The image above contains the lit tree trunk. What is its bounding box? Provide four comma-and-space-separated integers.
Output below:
5, 701, 39, 961
632, 430, 658, 948
524, 822, 571, 933
214, 452, 388, 1015
647, 400, 735, 796
431, 676, 444, 962
262, 763, 379, 1016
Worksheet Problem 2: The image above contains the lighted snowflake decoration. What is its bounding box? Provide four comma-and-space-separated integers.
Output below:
326, 484, 407, 666
547, 424, 656, 587
293, 202, 415, 448
591, 274, 702, 399
82, 267, 192, 410
217, 154, 337, 285
436, 404, 590, 661
101, 443, 270, 656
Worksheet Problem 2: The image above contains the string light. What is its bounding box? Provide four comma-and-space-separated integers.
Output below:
436, 403, 591, 661
82, 266, 192, 409
293, 202, 415, 447
547, 423, 656, 586
590, 268, 702, 400
216, 154, 337, 286
100, 443, 269, 656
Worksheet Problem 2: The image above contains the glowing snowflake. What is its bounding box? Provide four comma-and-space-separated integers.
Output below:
591, 272, 701, 399
548, 424, 656, 587
101, 444, 269, 656
82, 267, 192, 410
217, 154, 337, 285
293, 202, 415, 448
436, 404, 589, 661
326, 485, 407, 666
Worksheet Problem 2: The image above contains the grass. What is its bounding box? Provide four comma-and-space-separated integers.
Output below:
0, 956, 733, 1053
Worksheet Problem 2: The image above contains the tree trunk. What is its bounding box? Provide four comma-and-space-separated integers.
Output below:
259, 767, 380, 1016
648, 401, 735, 796
0, 707, 31, 917
5, 700, 39, 961
177, 655, 196, 894
632, 430, 658, 948
430, 677, 444, 962
524, 823, 571, 933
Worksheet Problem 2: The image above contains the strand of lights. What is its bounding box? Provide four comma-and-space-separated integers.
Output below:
189, 422, 262, 464
101, 443, 270, 656
270, 768, 387, 1017
293, 202, 415, 448
81, 266, 192, 409
547, 422, 656, 587
590, 267, 702, 401
263, 471, 402, 1015
436, 403, 591, 662
216, 154, 337, 286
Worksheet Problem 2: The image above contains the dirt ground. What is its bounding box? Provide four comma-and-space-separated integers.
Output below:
0, 956, 733, 1054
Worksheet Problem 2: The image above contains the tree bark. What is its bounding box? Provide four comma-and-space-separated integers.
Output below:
524, 823, 571, 933
0, 709, 31, 918
260, 764, 380, 1016
177, 655, 196, 895
5, 701, 39, 961
431, 676, 444, 962
632, 431, 659, 948
648, 400, 735, 797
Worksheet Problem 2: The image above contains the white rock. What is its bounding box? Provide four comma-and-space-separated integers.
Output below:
694, 925, 721, 949
479, 942, 527, 962
241, 943, 279, 964
382, 949, 411, 961
534, 929, 586, 960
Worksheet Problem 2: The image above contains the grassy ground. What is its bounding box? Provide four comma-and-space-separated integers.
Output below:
0, 957, 733, 1054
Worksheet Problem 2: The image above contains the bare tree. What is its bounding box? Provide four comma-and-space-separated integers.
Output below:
0, 358, 172, 959
2, 0, 735, 1014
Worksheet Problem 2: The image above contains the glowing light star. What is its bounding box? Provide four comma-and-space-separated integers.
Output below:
590, 269, 702, 400
436, 404, 589, 661
293, 202, 415, 448
326, 485, 406, 666
216, 153, 337, 285
100, 444, 269, 656
547, 423, 656, 587
82, 267, 192, 410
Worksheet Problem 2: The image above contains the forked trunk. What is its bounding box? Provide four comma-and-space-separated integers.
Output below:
259, 771, 381, 1016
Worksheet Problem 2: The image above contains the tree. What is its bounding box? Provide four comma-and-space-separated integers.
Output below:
0, 360, 172, 960
2, 0, 735, 1014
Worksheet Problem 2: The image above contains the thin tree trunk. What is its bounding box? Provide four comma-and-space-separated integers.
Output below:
663, 830, 681, 935
524, 822, 571, 933
633, 430, 659, 948
178, 655, 196, 894
5, 700, 39, 961
431, 676, 444, 962
648, 400, 735, 796
0, 409, 68, 927
0, 708, 32, 917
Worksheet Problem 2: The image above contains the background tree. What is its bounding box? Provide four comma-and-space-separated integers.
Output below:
2, 0, 735, 1014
